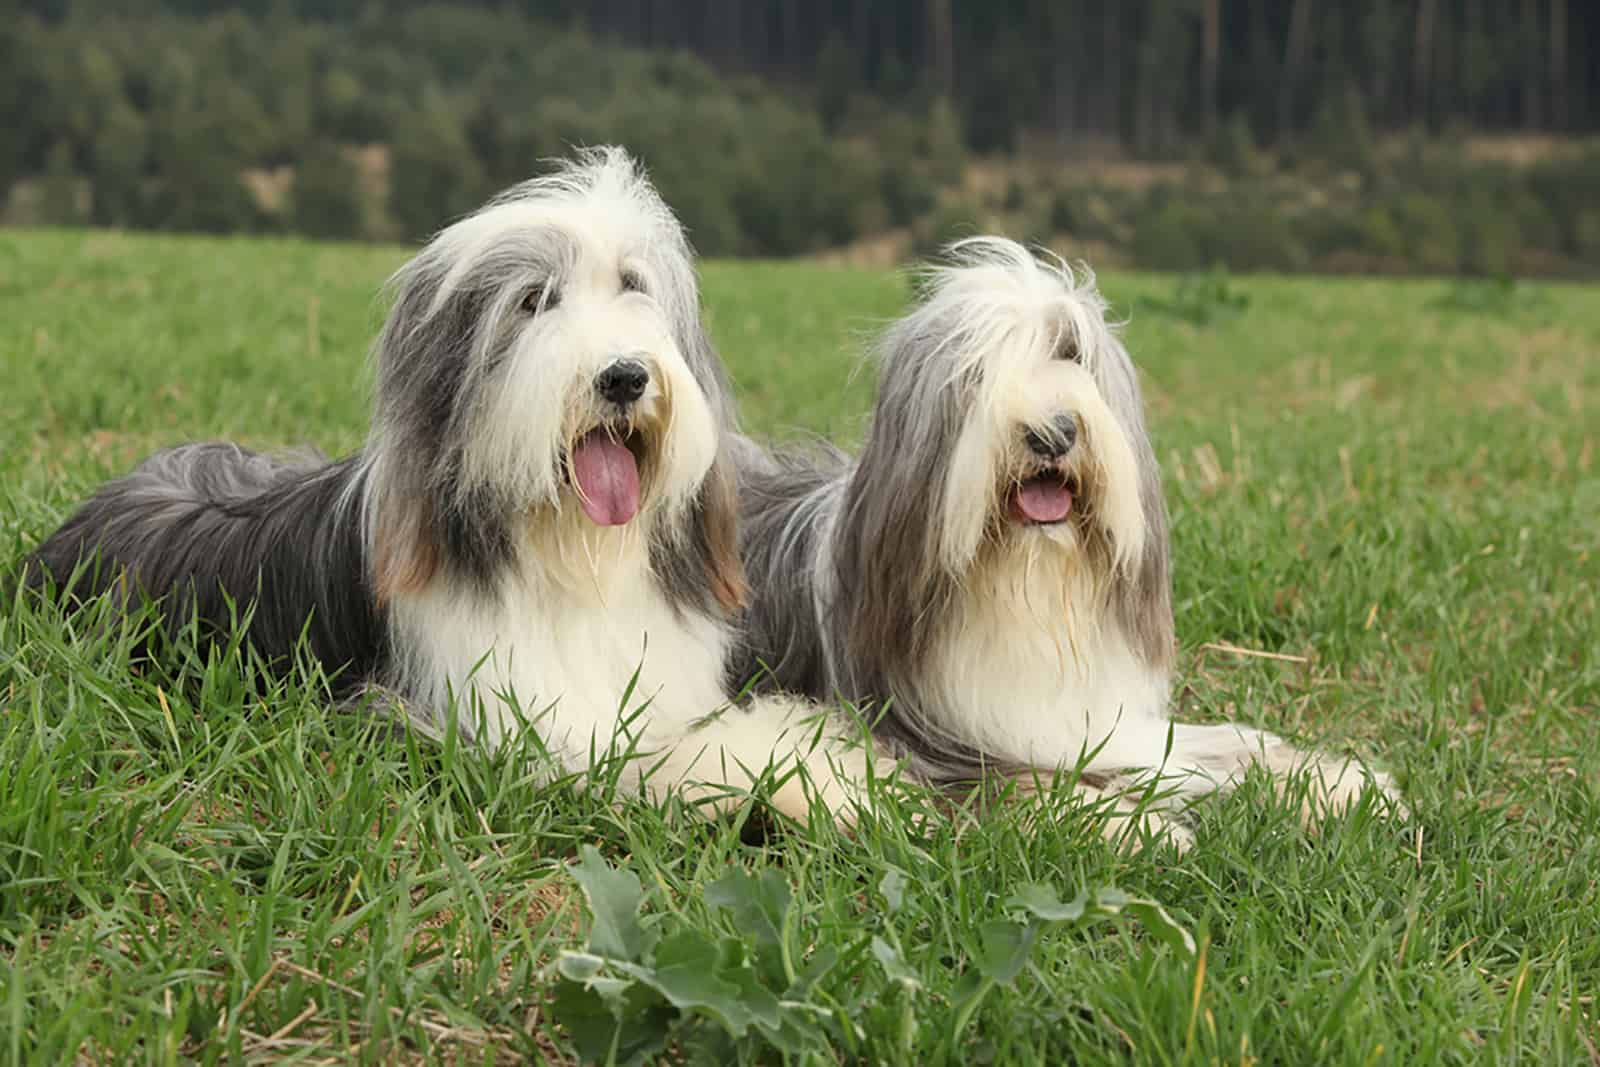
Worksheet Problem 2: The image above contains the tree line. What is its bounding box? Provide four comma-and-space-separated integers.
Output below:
496, 0, 1598, 153
1, 1, 970, 253
1, 1, 1597, 276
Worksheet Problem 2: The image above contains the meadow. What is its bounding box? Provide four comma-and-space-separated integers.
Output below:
1, 227, 1596, 1064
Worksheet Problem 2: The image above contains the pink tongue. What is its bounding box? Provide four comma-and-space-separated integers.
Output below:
1013, 480, 1073, 523
571, 430, 640, 526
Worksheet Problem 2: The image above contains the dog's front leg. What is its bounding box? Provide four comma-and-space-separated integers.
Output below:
644, 696, 893, 827
1162, 722, 1404, 825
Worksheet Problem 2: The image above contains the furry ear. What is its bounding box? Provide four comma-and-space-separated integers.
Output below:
671, 315, 746, 614
370, 493, 438, 604
1097, 338, 1175, 668
648, 448, 748, 618
836, 382, 961, 689
362, 242, 504, 601
699, 452, 748, 613
1115, 449, 1175, 668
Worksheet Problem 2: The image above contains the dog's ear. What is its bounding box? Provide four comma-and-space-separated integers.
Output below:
1115, 448, 1175, 667
648, 447, 748, 618
673, 313, 746, 614
698, 451, 748, 613
1098, 338, 1176, 668
371, 494, 438, 604
837, 379, 960, 685
363, 250, 489, 603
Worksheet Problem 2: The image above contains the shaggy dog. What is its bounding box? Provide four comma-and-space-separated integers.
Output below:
27, 147, 874, 822
730, 238, 1401, 847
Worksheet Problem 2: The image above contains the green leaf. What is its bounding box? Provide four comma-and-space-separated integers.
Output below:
555, 950, 607, 984
870, 936, 922, 991
569, 845, 656, 963
879, 868, 908, 913
643, 932, 784, 1038
1006, 883, 1196, 958
1108, 897, 1197, 958
1088, 888, 1196, 957
971, 920, 1038, 984
1007, 883, 1087, 922
705, 866, 793, 987
705, 867, 789, 952
784, 944, 840, 1000
549, 978, 673, 1067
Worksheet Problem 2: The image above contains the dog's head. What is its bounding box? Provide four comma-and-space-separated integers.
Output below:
364, 147, 743, 611
841, 238, 1172, 674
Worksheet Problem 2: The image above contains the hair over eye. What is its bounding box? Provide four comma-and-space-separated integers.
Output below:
521, 282, 559, 314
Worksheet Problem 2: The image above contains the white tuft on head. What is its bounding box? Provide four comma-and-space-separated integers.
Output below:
892, 237, 1146, 577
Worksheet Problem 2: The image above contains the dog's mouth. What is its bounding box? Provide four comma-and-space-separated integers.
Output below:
1007, 471, 1078, 525
569, 424, 650, 527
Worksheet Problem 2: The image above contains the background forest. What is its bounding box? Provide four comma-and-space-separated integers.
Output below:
3, 0, 1598, 274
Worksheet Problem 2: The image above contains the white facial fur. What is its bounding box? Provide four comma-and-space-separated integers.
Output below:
921, 246, 1147, 578
423, 186, 718, 534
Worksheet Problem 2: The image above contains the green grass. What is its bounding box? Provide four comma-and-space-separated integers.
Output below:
1, 227, 1597, 1064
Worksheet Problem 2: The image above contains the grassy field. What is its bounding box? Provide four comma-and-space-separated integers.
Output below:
1, 227, 1597, 1064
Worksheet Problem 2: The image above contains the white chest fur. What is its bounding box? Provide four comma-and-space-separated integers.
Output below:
385, 538, 732, 769
920, 549, 1173, 772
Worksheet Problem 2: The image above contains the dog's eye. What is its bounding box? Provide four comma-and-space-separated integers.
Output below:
1056, 339, 1081, 363
620, 269, 646, 295
521, 282, 559, 315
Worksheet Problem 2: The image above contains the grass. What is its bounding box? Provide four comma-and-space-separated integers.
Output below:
1, 226, 1597, 1064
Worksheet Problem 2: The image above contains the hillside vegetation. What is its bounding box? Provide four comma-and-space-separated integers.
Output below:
4, 2, 1600, 274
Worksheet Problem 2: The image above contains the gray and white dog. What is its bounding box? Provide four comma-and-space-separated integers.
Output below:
730, 237, 1401, 847
28, 147, 876, 823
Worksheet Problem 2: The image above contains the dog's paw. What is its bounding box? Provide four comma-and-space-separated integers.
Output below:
765, 731, 898, 829
1101, 804, 1196, 854
1296, 757, 1409, 825
1043, 775, 1196, 854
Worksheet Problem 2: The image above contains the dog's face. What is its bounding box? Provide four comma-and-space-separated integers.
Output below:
881, 240, 1149, 577
842, 238, 1173, 672
366, 148, 742, 609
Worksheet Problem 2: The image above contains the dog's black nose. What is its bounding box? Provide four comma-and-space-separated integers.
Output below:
1025, 414, 1078, 459
596, 358, 650, 405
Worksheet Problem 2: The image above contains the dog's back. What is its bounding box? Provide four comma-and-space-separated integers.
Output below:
26, 442, 382, 685
725, 433, 850, 699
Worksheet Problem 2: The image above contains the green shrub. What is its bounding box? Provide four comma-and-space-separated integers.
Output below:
1210, 205, 1310, 272
1142, 268, 1251, 325
90, 102, 148, 226
292, 141, 364, 240
1359, 206, 1406, 261
1003, 177, 1028, 212
1132, 200, 1207, 271
1459, 193, 1519, 277
388, 94, 486, 241
1307, 85, 1377, 176
1047, 185, 1081, 234
1207, 114, 1262, 178
879, 161, 938, 228
912, 199, 982, 259
1575, 211, 1600, 266
1393, 194, 1462, 274
38, 141, 83, 225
